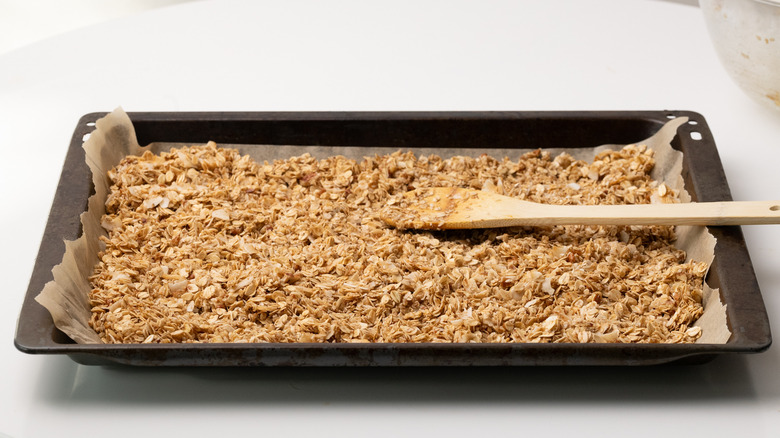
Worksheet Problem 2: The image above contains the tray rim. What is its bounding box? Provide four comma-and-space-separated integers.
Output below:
14, 109, 773, 366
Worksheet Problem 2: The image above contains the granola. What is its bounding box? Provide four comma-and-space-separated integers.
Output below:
88, 141, 706, 343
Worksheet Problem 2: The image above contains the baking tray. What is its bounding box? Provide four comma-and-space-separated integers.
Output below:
14, 111, 772, 366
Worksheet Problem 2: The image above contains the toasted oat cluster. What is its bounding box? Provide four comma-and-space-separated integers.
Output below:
89, 141, 706, 344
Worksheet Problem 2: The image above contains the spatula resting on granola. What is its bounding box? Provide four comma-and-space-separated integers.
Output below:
380, 187, 780, 230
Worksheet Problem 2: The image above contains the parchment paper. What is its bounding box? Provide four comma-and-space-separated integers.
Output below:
35, 108, 729, 344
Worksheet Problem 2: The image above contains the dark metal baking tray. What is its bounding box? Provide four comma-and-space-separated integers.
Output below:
14, 111, 772, 366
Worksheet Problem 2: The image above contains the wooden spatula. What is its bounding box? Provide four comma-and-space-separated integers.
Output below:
380, 187, 780, 230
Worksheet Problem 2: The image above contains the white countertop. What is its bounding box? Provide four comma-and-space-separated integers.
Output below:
1, 0, 779, 437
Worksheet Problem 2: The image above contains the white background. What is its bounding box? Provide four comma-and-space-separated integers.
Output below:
1, 1, 779, 437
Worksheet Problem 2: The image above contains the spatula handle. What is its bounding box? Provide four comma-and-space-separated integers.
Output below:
542, 200, 780, 226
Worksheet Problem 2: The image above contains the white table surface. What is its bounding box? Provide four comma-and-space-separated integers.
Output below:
1, 0, 779, 437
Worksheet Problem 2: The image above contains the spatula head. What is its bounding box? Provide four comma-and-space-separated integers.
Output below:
380, 187, 486, 230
